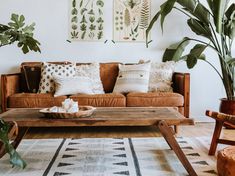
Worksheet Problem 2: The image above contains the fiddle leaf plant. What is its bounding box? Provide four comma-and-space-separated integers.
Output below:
146, 0, 235, 100
0, 13, 41, 54
0, 120, 26, 168
0, 13, 41, 169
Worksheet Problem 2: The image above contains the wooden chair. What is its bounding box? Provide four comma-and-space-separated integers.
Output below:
206, 110, 235, 155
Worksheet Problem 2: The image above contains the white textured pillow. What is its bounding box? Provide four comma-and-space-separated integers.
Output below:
149, 61, 176, 92
113, 62, 151, 93
38, 62, 76, 93
76, 63, 104, 94
53, 76, 93, 97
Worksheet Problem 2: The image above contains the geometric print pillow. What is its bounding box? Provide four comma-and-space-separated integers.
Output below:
38, 62, 76, 93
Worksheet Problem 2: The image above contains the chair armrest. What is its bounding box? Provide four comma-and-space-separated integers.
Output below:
206, 110, 235, 125
1, 73, 21, 112
172, 72, 190, 118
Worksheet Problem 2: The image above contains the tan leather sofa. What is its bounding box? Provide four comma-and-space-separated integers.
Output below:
1, 62, 190, 117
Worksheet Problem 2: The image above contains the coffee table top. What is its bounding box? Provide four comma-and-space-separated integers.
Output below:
1, 107, 194, 127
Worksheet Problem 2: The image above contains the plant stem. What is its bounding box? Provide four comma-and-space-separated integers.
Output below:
203, 59, 223, 82
173, 7, 192, 19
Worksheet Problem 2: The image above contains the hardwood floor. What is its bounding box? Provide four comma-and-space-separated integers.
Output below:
25, 122, 235, 140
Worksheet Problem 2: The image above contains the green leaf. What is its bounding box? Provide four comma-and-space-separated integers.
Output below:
73, 0, 76, 7
177, 0, 196, 12
146, 11, 160, 47
213, 0, 230, 33
160, 0, 177, 31
224, 3, 235, 39
193, 3, 210, 24
184, 44, 207, 69
162, 37, 190, 62
186, 55, 198, 68
187, 18, 212, 38
189, 44, 208, 57
9, 14, 25, 29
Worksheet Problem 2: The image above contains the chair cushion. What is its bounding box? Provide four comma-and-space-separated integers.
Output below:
126, 92, 184, 107
70, 93, 126, 107
8, 93, 67, 108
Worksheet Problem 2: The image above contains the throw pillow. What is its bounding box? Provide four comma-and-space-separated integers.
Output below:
75, 63, 104, 94
113, 62, 151, 93
149, 61, 176, 92
38, 62, 76, 93
53, 76, 93, 97
21, 65, 41, 93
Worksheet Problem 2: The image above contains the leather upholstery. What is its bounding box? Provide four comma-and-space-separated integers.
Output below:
1, 62, 190, 118
8, 93, 67, 108
70, 93, 126, 107
126, 92, 184, 107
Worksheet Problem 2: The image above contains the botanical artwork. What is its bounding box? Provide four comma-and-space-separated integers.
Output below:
113, 0, 150, 42
69, 0, 104, 41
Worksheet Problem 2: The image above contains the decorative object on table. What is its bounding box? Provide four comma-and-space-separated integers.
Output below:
75, 63, 105, 94
0, 13, 41, 54
0, 137, 218, 175
38, 62, 76, 94
0, 13, 41, 169
69, 0, 105, 41
113, 61, 151, 93
146, 1, 235, 117
40, 106, 95, 118
40, 98, 96, 118
113, 0, 151, 42
205, 110, 235, 155
217, 146, 235, 176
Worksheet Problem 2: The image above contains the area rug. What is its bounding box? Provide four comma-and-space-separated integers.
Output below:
0, 137, 218, 176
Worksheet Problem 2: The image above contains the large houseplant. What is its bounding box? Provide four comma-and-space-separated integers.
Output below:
0, 14, 41, 168
146, 0, 235, 113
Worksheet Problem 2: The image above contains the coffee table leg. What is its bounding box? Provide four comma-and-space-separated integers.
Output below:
157, 120, 198, 176
0, 127, 29, 158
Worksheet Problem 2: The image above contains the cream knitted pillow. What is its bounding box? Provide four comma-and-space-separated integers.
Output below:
149, 61, 176, 92
113, 62, 151, 93
75, 63, 104, 94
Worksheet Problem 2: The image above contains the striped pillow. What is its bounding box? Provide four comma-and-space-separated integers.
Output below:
113, 62, 151, 93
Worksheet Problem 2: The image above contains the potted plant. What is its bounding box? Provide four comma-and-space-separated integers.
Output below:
146, 1, 235, 116
0, 13, 41, 168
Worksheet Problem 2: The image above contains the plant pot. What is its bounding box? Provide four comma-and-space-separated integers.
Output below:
219, 98, 235, 129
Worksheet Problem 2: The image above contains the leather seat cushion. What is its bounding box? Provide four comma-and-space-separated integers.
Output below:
8, 93, 67, 108
70, 93, 125, 107
127, 92, 184, 107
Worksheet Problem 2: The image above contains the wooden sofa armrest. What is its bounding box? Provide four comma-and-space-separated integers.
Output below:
172, 72, 190, 118
1, 73, 21, 112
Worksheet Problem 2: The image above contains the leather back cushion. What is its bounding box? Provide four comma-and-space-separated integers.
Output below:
20, 62, 119, 93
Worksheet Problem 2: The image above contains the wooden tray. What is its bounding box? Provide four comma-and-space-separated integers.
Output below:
39, 106, 96, 119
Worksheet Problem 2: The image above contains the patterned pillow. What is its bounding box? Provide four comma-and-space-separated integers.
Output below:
38, 62, 76, 93
149, 61, 176, 92
53, 76, 93, 97
75, 63, 104, 94
113, 62, 151, 93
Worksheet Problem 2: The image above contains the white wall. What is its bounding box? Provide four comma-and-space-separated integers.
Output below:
0, 0, 234, 119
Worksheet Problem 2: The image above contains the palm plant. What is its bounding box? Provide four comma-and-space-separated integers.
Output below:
0, 14, 41, 169
146, 0, 235, 100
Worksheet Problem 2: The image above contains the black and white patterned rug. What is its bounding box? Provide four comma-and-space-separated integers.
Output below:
0, 137, 219, 176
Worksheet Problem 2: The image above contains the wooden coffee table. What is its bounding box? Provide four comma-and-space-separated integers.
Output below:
0, 107, 197, 176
